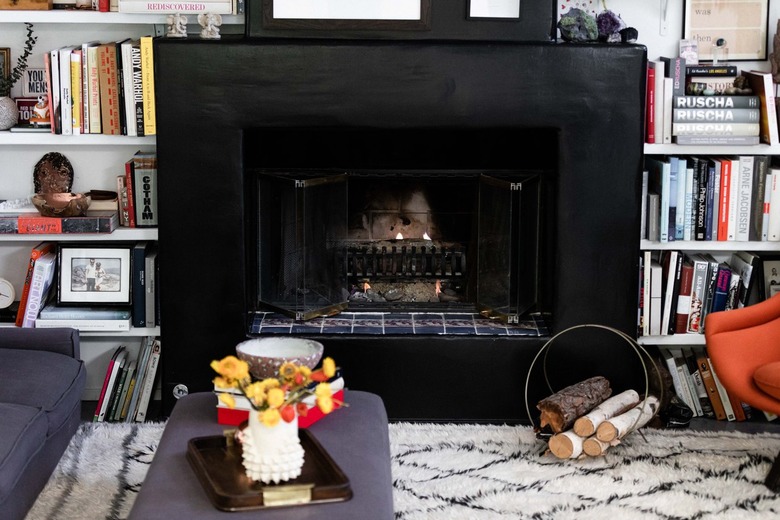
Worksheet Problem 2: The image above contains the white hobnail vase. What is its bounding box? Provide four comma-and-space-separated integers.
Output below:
241, 410, 305, 484
0, 96, 19, 130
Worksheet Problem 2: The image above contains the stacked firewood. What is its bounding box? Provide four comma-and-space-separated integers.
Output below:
536, 376, 660, 459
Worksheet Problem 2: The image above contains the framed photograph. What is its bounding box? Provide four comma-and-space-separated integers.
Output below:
0, 48, 9, 84
58, 245, 131, 305
262, 0, 432, 31
468, 0, 521, 19
761, 256, 780, 300
683, 0, 768, 61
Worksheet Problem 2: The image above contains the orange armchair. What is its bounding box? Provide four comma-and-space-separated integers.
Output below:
705, 292, 780, 491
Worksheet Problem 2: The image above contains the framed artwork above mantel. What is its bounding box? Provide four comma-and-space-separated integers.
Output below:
683, 0, 768, 61
261, 0, 433, 31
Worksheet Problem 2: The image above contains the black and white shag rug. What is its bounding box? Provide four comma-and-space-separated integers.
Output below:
25, 421, 780, 520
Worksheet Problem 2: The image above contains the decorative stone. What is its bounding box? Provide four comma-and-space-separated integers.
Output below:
557, 8, 598, 42
32, 192, 91, 217
0, 96, 19, 131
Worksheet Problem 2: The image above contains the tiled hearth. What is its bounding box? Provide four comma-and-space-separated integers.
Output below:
251, 312, 550, 336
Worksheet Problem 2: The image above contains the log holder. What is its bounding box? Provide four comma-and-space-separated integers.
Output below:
523, 324, 664, 445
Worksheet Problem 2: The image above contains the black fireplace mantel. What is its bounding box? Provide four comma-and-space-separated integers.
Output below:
154, 37, 647, 420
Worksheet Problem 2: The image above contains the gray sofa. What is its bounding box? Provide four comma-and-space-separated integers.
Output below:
0, 327, 86, 520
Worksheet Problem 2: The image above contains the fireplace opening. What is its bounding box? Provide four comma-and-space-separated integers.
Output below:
245, 127, 557, 325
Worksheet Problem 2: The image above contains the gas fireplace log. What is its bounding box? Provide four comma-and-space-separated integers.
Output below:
537, 376, 612, 433
573, 389, 641, 437
595, 396, 660, 443
548, 430, 585, 459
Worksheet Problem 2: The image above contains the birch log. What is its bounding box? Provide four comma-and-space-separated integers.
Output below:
573, 389, 641, 437
548, 430, 585, 459
582, 436, 612, 457
537, 376, 612, 433
595, 396, 660, 443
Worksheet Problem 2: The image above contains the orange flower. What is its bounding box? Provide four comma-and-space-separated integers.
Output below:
280, 404, 296, 423
296, 402, 309, 416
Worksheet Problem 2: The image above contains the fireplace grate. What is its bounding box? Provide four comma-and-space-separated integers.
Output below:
345, 243, 466, 279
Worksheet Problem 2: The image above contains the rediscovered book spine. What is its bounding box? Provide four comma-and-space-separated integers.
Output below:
118, 0, 234, 14
0, 211, 119, 234
140, 36, 156, 135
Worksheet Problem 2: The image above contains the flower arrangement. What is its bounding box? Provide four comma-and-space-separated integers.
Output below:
0, 23, 37, 98
211, 355, 338, 427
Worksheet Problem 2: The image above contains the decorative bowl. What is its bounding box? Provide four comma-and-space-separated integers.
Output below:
235, 337, 324, 379
32, 192, 91, 217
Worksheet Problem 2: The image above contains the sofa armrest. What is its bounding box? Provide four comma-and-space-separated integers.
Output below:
0, 327, 80, 359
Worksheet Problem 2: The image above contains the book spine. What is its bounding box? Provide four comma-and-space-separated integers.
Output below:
645, 63, 655, 144
727, 158, 740, 240
762, 171, 773, 241
14, 242, 54, 327
673, 95, 760, 109
99, 44, 121, 135
685, 65, 738, 76
673, 135, 760, 146
134, 339, 161, 422
717, 159, 730, 241
696, 354, 727, 420
49, 48, 61, 134
736, 156, 754, 241
769, 170, 780, 241
140, 36, 157, 135
750, 156, 769, 241
653, 60, 665, 144
694, 160, 707, 241
93, 357, 116, 421
118, 0, 234, 14
35, 319, 131, 331
134, 153, 158, 227
683, 163, 694, 241
685, 76, 737, 94
121, 41, 137, 137
672, 108, 760, 123
70, 50, 82, 135
672, 123, 760, 136
39, 309, 131, 319
0, 213, 119, 234
125, 159, 137, 227
709, 265, 731, 313
130, 41, 145, 136
87, 46, 102, 134
704, 162, 715, 241
662, 78, 672, 144
59, 47, 72, 135
81, 43, 92, 133
709, 363, 736, 421
132, 243, 147, 327
22, 253, 55, 328
687, 257, 708, 333
43, 53, 55, 133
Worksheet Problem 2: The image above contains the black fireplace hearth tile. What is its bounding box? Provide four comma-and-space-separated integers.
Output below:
250, 312, 550, 337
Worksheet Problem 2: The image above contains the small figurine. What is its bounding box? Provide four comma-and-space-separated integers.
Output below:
166, 14, 188, 38
198, 12, 222, 40
29, 96, 51, 128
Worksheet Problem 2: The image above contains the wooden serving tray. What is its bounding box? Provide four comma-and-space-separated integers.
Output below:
187, 429, 352, 511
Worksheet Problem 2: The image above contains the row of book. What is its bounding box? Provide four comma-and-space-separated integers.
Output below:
643, 155, 780, 243
657, 346, 771, 422
93, 337, 162, 423
14, 37, 156, 136
13, 240, 160, 331
645, 56, 778, 145
639, 249, 775, 338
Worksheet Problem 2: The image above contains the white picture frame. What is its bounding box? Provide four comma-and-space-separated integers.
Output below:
58, 245, 132, 305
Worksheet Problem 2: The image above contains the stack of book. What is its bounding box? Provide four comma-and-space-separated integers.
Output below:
214, 375, 346, 428
35, 302, 132, 331
646, 56, 778, 145
117, 150, 158, 228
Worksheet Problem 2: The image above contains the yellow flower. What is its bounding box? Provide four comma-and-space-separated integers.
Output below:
261, 378, 281, 389
315, 382, 332, 398
322, 357, 336, 378
279, 362, 298, 380
267, 387, 285, 408
260, 408, 281, 426
317, 395, 334, 414
211, 356, 250, 381
217, 393, 236, 409
212, 376, 236, 389
244, 381, 265, 405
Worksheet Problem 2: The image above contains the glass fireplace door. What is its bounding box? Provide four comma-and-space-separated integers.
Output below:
256, 172, 348, 320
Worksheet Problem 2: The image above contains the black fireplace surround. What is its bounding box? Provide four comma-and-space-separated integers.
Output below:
154, 31, 647, 421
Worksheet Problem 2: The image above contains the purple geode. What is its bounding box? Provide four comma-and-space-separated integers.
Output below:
596, 10, 627, 42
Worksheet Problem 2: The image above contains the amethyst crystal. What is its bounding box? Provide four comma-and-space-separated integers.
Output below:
597, 10, 627, 42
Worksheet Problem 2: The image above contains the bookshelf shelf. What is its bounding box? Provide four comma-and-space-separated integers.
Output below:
0, 132, 156, 146
640, 240, 780, 252
644, 143, 780, 155
0, 11, 245, 24
0, 228, 158, 242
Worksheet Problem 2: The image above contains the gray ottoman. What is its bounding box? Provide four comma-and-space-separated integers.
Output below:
129, 390, 393, 519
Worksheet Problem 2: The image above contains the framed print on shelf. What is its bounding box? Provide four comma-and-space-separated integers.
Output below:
0, 48, 10, 83
58, 245, 131, 305
262, 0, 432, 30
683, 0, 768, 61
467, 0, 520, 20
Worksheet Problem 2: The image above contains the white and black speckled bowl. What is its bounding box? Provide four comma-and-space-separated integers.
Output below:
235, 337, 324, 380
